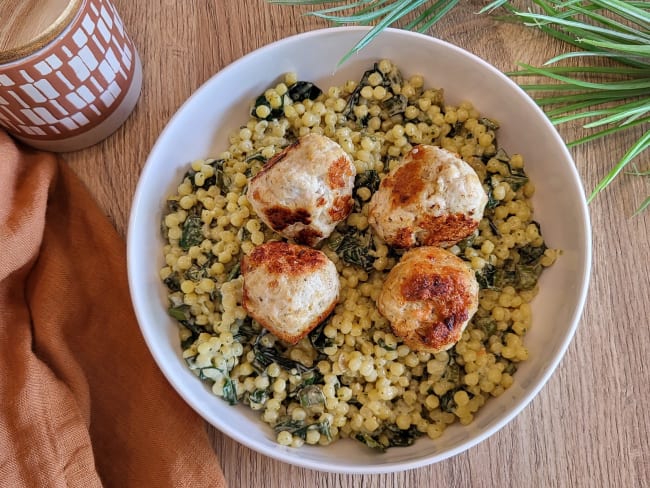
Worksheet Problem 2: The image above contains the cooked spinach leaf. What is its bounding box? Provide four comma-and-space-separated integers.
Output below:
489, 219, 501, 237
442, 360, 461, 385
252, 331, 311, 373
355, 432, 386, 452
221, 374, 238, 405
166, 198, 181, 213
251, 93, 284, 121
503, 173, 529, 192
381, 94, 407, 116
475, 263, 496, 289
168, 304, 203, 336
355, 424, 422, 452
343, 66, 377, 117
494, 260, 543, 291
473, 316, 498, 338
383, 424, 421, 448
183, 158, 225, 191
226, 262, 241, 281
485, 179, 500, 210
180, 215, 203, 250
457, 233, 476, 253
288, 81, 322, 102
244, 152, 268, 164
518, 242, 547, 265
274, 418, 332, 441
233, 316, 257, 343
185, 355, 217, 380
197, 367, 219, 381
377, 338, 397, 351
515, 264, 542, 290
309, 318, 334, 353
247, 388, 270, 405
185, 264, 207, 282
355, 169, 380, 194
504, 362, 518, 375
298, 385, 326, 408
479, 117, 500, 131
440, 389, 457, 413
329, 229, 375, 271
163, 273, 181, 292
344, 63, 398, 119
352, 169, 380, 212
299, 369, 324, 388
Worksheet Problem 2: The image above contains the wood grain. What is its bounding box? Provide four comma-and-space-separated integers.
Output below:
64, 1, 650, 486
0, 0, 73, 50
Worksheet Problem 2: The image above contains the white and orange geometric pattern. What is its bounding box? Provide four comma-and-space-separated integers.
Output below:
0, 0, 138, 141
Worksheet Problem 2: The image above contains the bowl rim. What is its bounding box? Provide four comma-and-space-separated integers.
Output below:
127, 25, 592, 474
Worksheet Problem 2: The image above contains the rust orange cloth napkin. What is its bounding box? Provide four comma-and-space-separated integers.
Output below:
0, 131, 227, 488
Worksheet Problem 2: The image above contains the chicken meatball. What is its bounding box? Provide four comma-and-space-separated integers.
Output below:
247, 133, 356, 246
376, 246, 479, 354
368, 145, 488, 248
241, 241, 339, 344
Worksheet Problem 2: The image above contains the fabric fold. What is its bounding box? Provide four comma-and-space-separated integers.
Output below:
0, 131, 227, 488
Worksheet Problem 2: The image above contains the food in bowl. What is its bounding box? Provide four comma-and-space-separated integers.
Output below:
368, 144, 488, 248
241, 241, 340, 344
377, 246, 480, 354
158, 59, 559, 450
247, 132, 356, 246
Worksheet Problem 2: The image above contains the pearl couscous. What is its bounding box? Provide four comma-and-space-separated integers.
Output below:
160, 60, 558, 450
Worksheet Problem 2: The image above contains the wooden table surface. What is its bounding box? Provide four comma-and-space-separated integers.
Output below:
65, 1, 649, 486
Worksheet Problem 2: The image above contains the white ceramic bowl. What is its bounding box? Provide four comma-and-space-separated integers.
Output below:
127, 27, 591, 474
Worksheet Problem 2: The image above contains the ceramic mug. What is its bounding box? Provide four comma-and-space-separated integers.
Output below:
0, 0, 142, 152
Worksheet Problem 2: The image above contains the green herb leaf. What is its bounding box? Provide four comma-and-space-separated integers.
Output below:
274, 418, 332, 441
355, 432, 387, 452
473, 316, 498, 337
298, 384, 326, 408
288, 81, 323, 101
475, 263, 497, 289
180, 215, 203, 250
222, 374, 238, 405
248, 388, 270, 405
252, 331, 312, 373
226, 262, 241, 281
309, 317, 334, 353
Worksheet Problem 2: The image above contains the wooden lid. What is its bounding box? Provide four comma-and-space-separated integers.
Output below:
0, 0, 83, 64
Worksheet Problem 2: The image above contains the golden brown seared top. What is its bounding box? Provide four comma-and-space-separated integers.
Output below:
368, 145, 488, 249
377, 246, 479, 353
247, 133, 356, 246
242, 240, 329, 276
241, 241, 340, 344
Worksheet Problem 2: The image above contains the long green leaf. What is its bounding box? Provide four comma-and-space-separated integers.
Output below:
567, 116, 650, 146
588, 0, 650, 29
579, 38, 650, 55
550, 98, 650, 125
514, 12, 650, 45
310, 0, 400, 23
410, 0, 459, 33
515, 63, 650, 90
589, 129, 650, 201
633, 195, 650, 215
337, 0, 431, 65
544, 50, 650, 66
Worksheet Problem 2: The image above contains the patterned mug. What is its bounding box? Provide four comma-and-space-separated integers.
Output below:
0, 0, 142, 152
